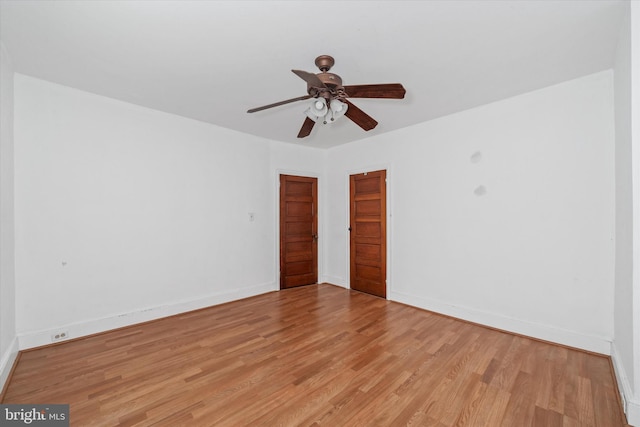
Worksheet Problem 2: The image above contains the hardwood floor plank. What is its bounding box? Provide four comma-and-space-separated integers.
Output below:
1, 284, 628, 426
500, 370, 537, 426
463, 384, 511, 426
547, 346, 569, 414
532, 405, 564, 427
576, 376, 596, 425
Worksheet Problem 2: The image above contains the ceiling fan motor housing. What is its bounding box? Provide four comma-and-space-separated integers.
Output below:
317, 73, 342, 88
309, 74, 344, 100
307, 55, 344, 98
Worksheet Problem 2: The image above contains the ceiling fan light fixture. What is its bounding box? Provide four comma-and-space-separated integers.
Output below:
321, 99, 348, 125
330, 99, 348, 120
305, 98, 329, 122
305, 98, 349, 124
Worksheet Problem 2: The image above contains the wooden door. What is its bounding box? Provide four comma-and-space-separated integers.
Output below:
350, 170, 387, 298
280, 175, 318, 289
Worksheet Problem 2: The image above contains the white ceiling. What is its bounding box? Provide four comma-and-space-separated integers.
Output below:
0, 0, 628, 149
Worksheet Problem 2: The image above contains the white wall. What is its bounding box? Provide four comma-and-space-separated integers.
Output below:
612, 2, 639, 424
326, 71, 616, 354
13, 75, 285, 348
0, 42, 18, 391
626, 2, 640, 424
613, 0, 633, 386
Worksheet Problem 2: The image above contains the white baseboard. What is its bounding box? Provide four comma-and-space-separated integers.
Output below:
611, 344, 640, 426
628, 400, 640, 427
390, 290, 611, 355
0, 336, 19, 394
322, 276, 347, 287
18, 282, 277, 350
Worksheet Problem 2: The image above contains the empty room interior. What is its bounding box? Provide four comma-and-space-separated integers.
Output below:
1, 0, 639, 425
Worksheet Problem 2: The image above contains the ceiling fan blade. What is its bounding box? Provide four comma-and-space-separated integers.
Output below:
344, 83, 406, 99
292, 69, 326, 88
344, 100, 378, 131
297, 117, 315, 138
247, 94, 312, 113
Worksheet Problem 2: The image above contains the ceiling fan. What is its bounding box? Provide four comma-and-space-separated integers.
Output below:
247, 55, 406, 138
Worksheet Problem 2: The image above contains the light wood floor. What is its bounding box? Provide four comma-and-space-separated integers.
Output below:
1, 284, 628, 426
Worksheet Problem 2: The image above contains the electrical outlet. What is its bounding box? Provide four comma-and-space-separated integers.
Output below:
51, 331, 69, 342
